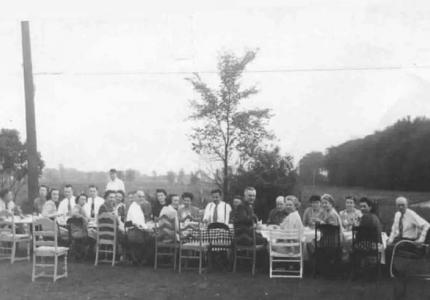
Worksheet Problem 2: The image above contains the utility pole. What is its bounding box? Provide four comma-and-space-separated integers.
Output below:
21, 21, 39, 213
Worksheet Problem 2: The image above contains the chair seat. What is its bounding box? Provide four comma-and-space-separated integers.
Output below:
270, 250, 301, 258
182, 242, 209, 249
35, 246, 69, 256
236, 244, 266, 251
0, 233, 31, 241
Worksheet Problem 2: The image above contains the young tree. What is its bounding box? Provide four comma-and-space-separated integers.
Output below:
187, 50, 273, 197
0, 129, 44, 204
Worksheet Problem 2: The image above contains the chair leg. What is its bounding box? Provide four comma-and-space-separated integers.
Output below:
32, 253, 36, 282
173, 248, 177, 271
112, 244, 116, 267
252, 249, 256, 276
64, 254, 68, 278
154, 245, 158, 270
11, 241, 16, 264
94, 243, 99, 266
269, 256, 272, 278
27, 241, 31, 261
199, 250, 202, 275
178, 248, 182, 273
53, 255, 58, 282
233, 248, 237, 273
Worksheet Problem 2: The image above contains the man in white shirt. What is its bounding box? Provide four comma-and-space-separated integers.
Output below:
57, 185, 76, 225
126, 190, 146, 229
83, 185, 104, 219
203, 189, 231, 225
388, 196, 430, 244
106, 169, 125, 192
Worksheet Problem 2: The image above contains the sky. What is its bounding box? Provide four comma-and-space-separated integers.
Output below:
1, 0, 430, 174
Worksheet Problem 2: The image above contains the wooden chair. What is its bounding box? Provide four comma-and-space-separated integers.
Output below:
154, 215, 178, 271
268, 229, 303, 278
351, 225, 381, 279
0, 213, 31, 264
232, 223, 265, 276
207, 222, 232, 271
390, 230, 430, 298
94, 213, 117, 266
67, 216, 90, 261
314, 224, 342, 278
32, 217, 69, 282
178, 217, 208, 274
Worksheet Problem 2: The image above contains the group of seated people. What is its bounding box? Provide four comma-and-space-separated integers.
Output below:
1, 168, 429, 270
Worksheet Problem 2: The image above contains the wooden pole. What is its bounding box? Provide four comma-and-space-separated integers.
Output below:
21, 21, 39, 213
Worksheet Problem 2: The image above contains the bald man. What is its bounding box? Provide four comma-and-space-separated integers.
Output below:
388, 197, 430, 245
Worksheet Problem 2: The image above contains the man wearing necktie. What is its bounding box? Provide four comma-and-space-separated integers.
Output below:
83, 185, 105, 219
203, 189, 231, 225
56, 185, 77, 239
386, 196, 430, 275
388, 197, 429, 245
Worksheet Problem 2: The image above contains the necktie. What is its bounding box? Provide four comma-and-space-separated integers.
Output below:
213, 202, 219, 223
399, 212, 404, 238
91, 198, 95, 218
67, 198, 71, 216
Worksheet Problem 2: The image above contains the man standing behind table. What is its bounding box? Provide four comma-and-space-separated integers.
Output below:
106, 169, 125, 193
203, 189, 231, 225
57, 185, 76, 225
33, 185, 49, 214
83, 185, 104, 219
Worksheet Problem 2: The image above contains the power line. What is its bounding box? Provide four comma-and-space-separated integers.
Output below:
32, 64, 430, 76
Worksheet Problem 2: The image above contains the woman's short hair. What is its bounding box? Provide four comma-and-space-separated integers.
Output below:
48, 188, 59, 200
286, 195, 301, 209
182, 192, 194, 200
321, 194, 335, 206
345, 195, 356, 203
156, 189, 167, 196
275, 196, 285, 204
308, 195, 321, 203
77, 193, 88, 201
359, 197, 378, 214
104, 190, 116, 199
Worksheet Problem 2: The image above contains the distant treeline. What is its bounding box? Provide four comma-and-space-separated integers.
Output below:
300, 117, 430, 191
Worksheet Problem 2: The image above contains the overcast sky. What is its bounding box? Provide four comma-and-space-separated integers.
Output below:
1, 0, 430, 174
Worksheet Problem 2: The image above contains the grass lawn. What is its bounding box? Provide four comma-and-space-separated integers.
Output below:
0, 261, 428, 300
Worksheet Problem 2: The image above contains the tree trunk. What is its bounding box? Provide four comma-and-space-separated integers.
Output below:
223, 157, 229, 203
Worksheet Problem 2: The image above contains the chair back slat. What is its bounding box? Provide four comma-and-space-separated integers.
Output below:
96, 212, 117, 242
179, 220, 201, 246
316, 224, 341, 249
208, 222, 232, 248
233, 222, 256, 247
33, 217, 58, 249
352, 226, 379, 252
155, 215, 177, 244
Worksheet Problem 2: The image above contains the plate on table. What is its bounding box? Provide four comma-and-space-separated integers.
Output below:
268, 225, 280, 230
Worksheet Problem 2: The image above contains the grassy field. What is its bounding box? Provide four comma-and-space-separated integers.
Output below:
0, 260, 428, 300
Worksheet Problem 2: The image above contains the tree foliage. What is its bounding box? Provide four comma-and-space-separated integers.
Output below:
324, 116, 430, 190
0, 128, 44, 197
298, 151, 327, 185
187, 50, 274, 197
230, 146, 297, 220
